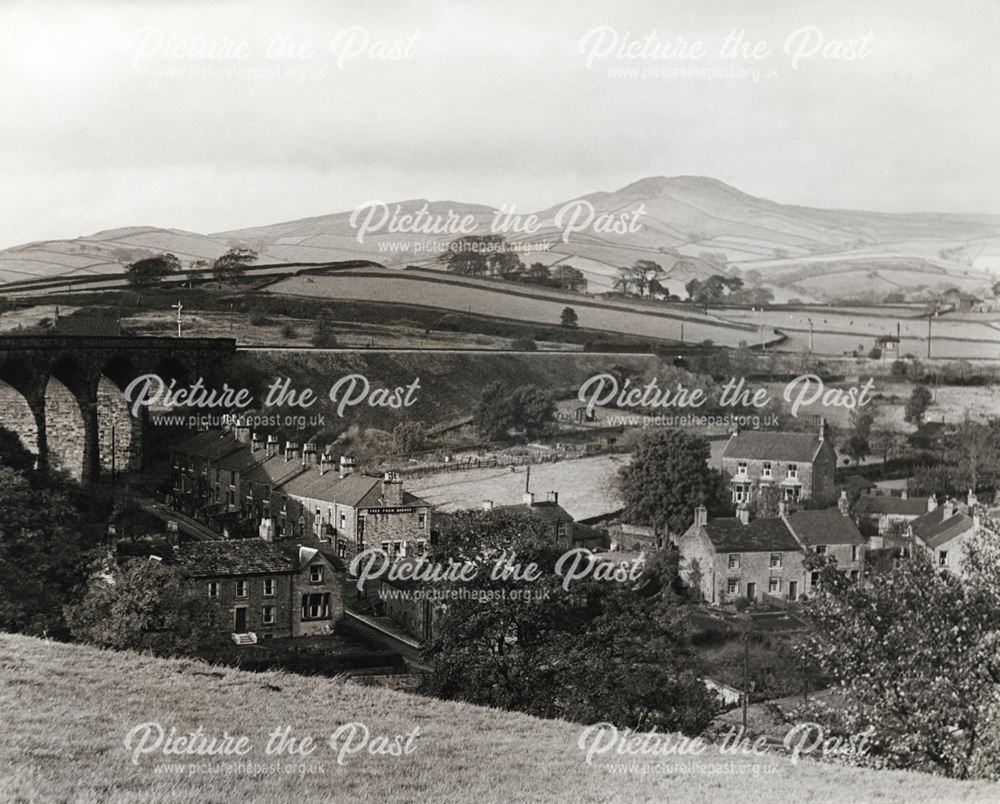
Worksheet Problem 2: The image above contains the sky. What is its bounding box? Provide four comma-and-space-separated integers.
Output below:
1, 0, 998, 248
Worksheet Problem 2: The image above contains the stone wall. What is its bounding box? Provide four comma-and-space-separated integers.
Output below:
0, 380, 38, 455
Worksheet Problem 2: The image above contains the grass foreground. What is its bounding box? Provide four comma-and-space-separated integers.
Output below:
2, 633, 999, 803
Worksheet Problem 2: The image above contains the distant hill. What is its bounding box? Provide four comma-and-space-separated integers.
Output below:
3, 176, 1000, 302
4, 632, 998, 803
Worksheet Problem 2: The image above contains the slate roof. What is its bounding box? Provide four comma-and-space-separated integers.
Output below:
722, 431, 823, 463
214, 447, 264, 473
701, 518, 801, 553
855, 494, 929, 517
785, 509, 863, 545
173, 430, 244, 461
244, 454, 309, 487
277, 471, 430, 509
173, 539, 299, 577
495, 500, 574, 525
910, 506, 974, 549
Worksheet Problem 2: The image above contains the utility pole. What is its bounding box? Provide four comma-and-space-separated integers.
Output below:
927, 313, 932, 360
171, 301, 183, 338
742, 632, 750, 730
807, 318, 814, 353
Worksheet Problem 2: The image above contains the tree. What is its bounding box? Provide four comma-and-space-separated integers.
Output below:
212, 246, 258, 286
125, 253, 179, 303
844, 405, 878, 464
312, 308, 337, 348
685, 274, 743, 305
560, 306, 578, 328
904, 385, 933, 425
800, 525, 1000, 779
0, 467, 97, 636
614, 260, 664, 297
474, 381, 515, 441
392, 421, 427, 454
618, 430, 719, 535
509, 385, 554, 439
424, 510, 717, 735
439, 235, 523, 278
551, 264, 585, 291
66, 558, 225, 656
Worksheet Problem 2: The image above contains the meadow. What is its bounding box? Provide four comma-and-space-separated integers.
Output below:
4, 633, 998, 803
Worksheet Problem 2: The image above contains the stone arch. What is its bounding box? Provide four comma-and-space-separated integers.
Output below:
99, 355, 146, 477
44, 374, 87, 481
0, 378, 39, 458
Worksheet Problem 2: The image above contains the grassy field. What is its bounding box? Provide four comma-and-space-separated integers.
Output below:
4, 633, 999, 803
266, 268, 778, 348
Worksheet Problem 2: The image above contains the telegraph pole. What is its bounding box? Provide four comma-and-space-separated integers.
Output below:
171, 301, 183, 337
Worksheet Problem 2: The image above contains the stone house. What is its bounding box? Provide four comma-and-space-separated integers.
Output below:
855, 492, 935, 544
490, 491, 609, 550
678, 500, 865, 605
908, 495, 978, 575
171, 539, 343, 643
721, 420, 837, 507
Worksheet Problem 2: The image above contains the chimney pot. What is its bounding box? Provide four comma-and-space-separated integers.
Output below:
523, 491, 535, 506
482, 499, 494, 511
927, 494, 938, 512
547, 490, 559, 504
694, 505, 707, 528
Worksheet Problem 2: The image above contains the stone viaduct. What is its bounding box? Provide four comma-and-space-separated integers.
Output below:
0, 335, 236, 483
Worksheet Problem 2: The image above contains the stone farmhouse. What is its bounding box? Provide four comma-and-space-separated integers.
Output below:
721, 420, 838, 507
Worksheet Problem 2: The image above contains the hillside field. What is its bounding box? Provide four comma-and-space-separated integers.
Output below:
4, 633, 999, 803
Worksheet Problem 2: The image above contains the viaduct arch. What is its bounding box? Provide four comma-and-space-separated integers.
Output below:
0, 336, 236, 483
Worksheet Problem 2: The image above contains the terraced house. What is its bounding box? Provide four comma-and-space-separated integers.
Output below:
171, 427, 432, 564
721, 420, 838, 507
678, 500, 864, 605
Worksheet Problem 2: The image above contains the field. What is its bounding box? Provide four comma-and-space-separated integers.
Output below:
718, 307, 1000, 360
265, 267, 779, 348
4, 633, 998, 803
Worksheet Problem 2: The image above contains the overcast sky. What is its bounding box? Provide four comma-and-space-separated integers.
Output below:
1, 0, 998, 248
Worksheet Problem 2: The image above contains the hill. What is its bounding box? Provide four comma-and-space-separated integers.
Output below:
3, 176, 999, 302
3, 633, 998, 803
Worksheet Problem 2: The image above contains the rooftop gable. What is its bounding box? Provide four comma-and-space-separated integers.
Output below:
784, 508, 863, 545
722, 431, 823, 464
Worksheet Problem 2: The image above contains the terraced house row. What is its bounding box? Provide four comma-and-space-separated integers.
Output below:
170, 424, 432, 562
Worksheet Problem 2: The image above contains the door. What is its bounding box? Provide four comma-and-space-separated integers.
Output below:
234, 607, 247, 633
746, 582, 756, 601
788, 581, 798, 601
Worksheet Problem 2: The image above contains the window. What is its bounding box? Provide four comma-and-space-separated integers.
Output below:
810, 571, 820, 588
787, 463, 798, 479
768, 578, 781, 594
263, 578, 275, 597
310, 565, 324, 583
728, 554, 740, 570
762, 462, 772, 478
416, 541, 426, 556
939, 550, 948, 566
737, 461, 748, 477
301, 593, 331, 620
418, 512, 427, 529
851, 545, 860, 562
382, 541, 391, 555
340, 512, 347, 529
262, 606, 275, 625
207, 582, 219, 599
732, 483, 750, 503
235, 580, 248, 598
726, 578, 739, 595
784, 487, 801, 502
788, 581, 798, 601
770, 553, 782, 569
337, 540, 347, 559
850, 570, 860, 582
394, 541, 403, 558
815, 545, 827, 556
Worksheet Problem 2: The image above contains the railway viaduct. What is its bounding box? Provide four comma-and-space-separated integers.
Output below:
0, 335, 236, 483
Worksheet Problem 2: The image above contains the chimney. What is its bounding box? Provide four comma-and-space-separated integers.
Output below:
942, 498, 956, 519
523, 491, 535, 506
265, 434, 279, 458
319, 453, 329, 476
482, 499, 494, 511
967, 489, 978, 509
927, 493, 937, 512
694, 505, 707, 528
838, 490, 850, 517
339, 456, 356, 479
302, 442, 317, 468
547, 491, 559, 504
251, 432, 262, 453
737, 505, 750, 526
233, 419, 251, 444
382, 472, 403, 506
284, 441, 299, 462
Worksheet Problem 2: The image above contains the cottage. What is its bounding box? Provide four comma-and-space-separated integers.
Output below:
721, 420, 837, 507
490, 491, 609, 550
784, 502, 865, 586
909, 494, 978, 575
855, 492, 935, 543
